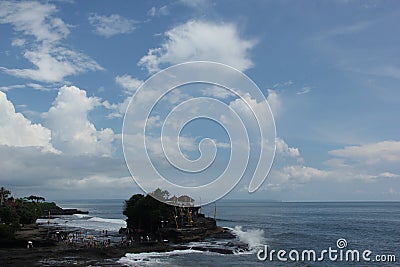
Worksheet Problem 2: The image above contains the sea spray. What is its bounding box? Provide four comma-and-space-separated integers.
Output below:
228, 226, 266, 252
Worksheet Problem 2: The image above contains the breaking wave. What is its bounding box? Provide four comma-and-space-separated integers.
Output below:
73, 214, 91, 219
37, 215, 126, 231
118, 249, 211, 266
227, 225, 266, 254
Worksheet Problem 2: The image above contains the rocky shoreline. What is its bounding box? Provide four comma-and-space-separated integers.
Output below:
40, 207, 89, 217
0, 223, 236, 266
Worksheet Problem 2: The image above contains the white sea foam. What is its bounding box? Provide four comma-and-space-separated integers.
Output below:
87, 217, 126, 224
118, 249, 208, 266
186, 240, 227, 249
73, 214, 91, 219
66, 216, 126, 231
227, 225, 266, 254
37, 215, 126, 231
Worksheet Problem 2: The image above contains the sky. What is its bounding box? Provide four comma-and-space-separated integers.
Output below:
0, 0, 400, 202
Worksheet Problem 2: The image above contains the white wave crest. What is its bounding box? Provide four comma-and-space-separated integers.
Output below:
73, 214, 91, 219
228, 225, 266, 252
118, 249, 208, 266
87, 217, 126, 224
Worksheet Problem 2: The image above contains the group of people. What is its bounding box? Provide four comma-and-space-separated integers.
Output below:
52, 229, 113, 248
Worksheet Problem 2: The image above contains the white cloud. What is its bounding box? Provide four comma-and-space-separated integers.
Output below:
115, 74, 143, 94
260, 163, 330, 193
0, 1, 69, 43
0, 1, 102, 83
147, 6, 169, 17
0, 91, 54, 151
319, 141, 400, 182
44, 86, 115, 156
297, 86, 311, 95
1, 46, 103, 83
275, 137, 301, 158
88, 13, 135, 37
201, 85, 233, 99
148, 7, 156, 17
51, 175, 133, 191
179, 0, 209, 9
138, 20, 256, 73
267, 89, 281, 116
103, 97, 131, 119
11, 38, 25, 47
282, 165, 330, 183
0, 84, 26, 91
263, 140, 400, 191
329, 141, 400, 164
273, 80, 293, 88
0, 83, 52, 92
26, 83, 52, 91
0, 145, 133, 199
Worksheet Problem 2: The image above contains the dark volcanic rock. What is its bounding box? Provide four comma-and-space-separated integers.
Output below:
41, 207, 88, 217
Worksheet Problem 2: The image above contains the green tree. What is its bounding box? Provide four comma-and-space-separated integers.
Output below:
123, 194, 174, 233
15, 199, 40, 224
0, 187, 11, 206
25, 195, 45, 203
0, 224, 15, 240
0, 205, 20, 229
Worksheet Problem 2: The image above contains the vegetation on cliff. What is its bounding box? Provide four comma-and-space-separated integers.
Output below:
123, 193, 174, 233
122, 189, 228, 243
0, 187, 58, 240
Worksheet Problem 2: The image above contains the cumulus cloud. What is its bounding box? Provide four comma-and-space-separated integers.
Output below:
100, 75, 143, 119
265, 139, 400, 192
115, 74, 143, 94
88, 13, 135, 37
0, 87, 130, 199
281, 165, 330, 183
266, 89, 281, 116
329, 141, 400, 164
138, 20, 256, 73
44, 86, 115, 156
275, 137, 301, 158
201, 85, 234, 99
0, 1, 102, 83
0, 145, 133, 199
103, 97, 131, 119
0, 91, 54, 151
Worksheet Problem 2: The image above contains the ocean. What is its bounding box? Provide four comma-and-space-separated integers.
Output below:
38, 200, 400, 266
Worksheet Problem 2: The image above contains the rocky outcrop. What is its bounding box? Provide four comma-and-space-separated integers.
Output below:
41, 207, 88, 217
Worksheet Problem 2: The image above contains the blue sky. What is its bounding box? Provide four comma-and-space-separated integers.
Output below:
0, 0, 400, 201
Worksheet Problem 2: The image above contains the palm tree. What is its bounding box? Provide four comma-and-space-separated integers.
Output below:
27, 195, 37, 202
0, 187, 11, 206
26, 195, 46, 203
